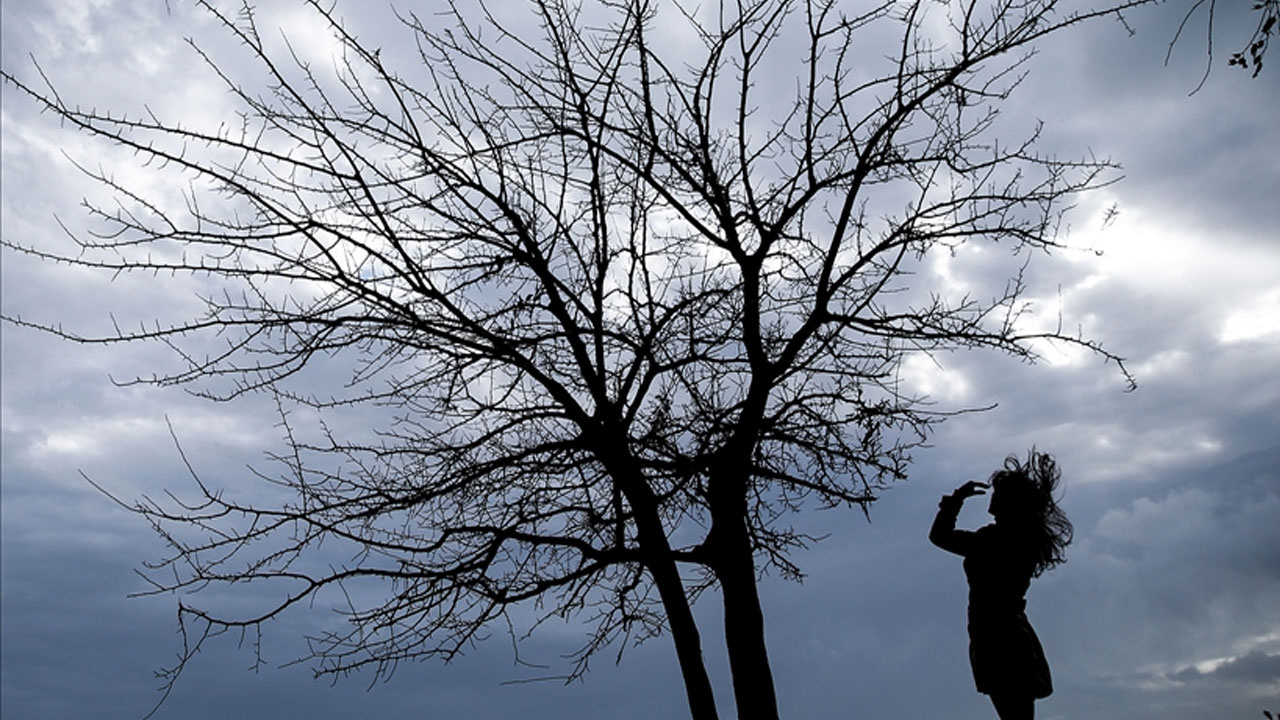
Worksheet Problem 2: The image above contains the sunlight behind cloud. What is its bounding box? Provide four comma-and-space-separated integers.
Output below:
1068, 200, 1279, 312
1220, 288, 1280, 343
899, 353, 972, 403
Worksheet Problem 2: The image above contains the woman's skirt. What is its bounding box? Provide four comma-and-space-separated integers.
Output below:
968, 611, 1053, 699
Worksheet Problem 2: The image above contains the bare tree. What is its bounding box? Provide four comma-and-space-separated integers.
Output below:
2, 0, 1140, 718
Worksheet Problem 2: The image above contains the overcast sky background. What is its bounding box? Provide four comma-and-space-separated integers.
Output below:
2, 1, 1278, 719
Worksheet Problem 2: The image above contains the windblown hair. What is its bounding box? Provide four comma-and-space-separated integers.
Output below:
990, 449, 1073, 577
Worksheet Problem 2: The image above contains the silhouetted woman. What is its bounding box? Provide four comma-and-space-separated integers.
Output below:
929, 450, 1072, 720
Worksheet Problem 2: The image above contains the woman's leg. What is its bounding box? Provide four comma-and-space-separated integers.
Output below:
989, 693, 1034, 720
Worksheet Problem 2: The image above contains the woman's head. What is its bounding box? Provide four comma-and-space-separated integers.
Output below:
988, 449, 1073, 576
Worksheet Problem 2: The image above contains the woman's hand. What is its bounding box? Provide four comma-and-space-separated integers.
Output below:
951, 480, 990, 500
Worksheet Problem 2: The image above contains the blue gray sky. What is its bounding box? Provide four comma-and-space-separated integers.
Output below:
3, 1, 1279, 719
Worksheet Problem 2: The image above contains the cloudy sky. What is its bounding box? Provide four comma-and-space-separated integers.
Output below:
2, 1, 1278, 719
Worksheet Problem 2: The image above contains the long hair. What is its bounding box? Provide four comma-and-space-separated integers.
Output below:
990, 449, 1073, 577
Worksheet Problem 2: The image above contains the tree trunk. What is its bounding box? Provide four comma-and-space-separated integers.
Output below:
608, 452, 719, 720
706, 457, 780, 720
646, 545, 721, 720
713, 519, 780, 720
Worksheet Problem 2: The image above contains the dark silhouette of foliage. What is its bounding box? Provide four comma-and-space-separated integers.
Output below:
1229, 0, 1278, 75
1, 0, 1142, 718
1168, 0, 1277, 91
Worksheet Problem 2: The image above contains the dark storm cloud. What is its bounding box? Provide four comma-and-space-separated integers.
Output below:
4, 1, 1279, 719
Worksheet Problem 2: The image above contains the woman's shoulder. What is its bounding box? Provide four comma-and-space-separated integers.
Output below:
973, 523, 1026, 552
973, 523, 999, 539
974, 522, 1040, 567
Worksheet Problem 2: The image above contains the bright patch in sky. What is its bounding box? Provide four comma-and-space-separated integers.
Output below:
899, 353, 972, 403
29, 416, 166, 461
1220, 288, 1280, 343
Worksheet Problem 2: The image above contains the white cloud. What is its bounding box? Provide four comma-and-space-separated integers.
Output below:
1221, 288, 1280, 343
898, 352, 974, 403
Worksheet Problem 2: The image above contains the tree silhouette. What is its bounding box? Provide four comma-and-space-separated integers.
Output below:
1, 0, 1140, 718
